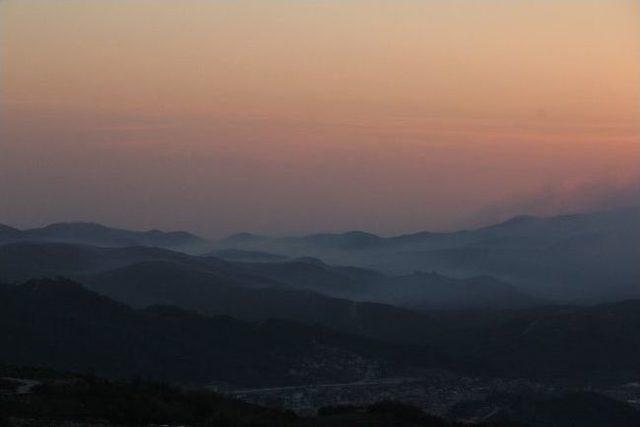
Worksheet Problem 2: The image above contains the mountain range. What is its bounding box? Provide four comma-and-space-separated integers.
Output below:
3, 208, 637, 304
0, 239, 541, 312
1, 209, 640, 426
0, 222, 206, 252
1, 207, 639, 382
214, 207, 640, 302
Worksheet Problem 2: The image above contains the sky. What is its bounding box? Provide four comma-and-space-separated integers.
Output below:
1, 0, 638, 237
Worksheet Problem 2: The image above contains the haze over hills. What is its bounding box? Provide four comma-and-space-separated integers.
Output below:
0, 242, 539, 356
1, 209, 639, 425
214, 207, 640, 302
0, 240, 542, 314
1, 207, 637, 305
1, 238, 639, 383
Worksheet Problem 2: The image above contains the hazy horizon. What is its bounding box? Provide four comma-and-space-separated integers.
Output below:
1, 0, 638, 237
1, 205, 639, 242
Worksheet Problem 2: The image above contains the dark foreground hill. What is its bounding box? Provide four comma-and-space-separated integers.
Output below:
2, 279, 640, 425
455, 299, 640, 381
0, 371, 524, 427
2, 368, 638, 427
1, 239, 639, 381
3, 276, 640, 383
0, 279, 444, 387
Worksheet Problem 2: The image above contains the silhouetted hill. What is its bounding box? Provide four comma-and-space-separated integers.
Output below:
81, 260, 454, 347
0, 241, 280, 289
370, 272, 542, 310
0, 241, 541, 311
462, 299, 640, 380
238, 260, 541, 309
0, 222, 208, 252
236, 258, 380, 298
0, 278, 442, 387
2, 275, 640, 384
0, 241, 542, 349
6, 368, 636, 426
0, 241, 201, 282
3, 239, 640, 381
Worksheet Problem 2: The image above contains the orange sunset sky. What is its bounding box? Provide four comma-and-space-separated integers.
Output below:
1, 0, 638, 236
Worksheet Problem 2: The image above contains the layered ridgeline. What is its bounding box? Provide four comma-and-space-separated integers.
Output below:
2, 207, 637, 302
0, 208, 639, 383
1, 215, 640, 427
215, 207, 640, 301
2, 277, 640, 383
2, 278, 640, 427
0, 241, 537, 351
0, 240, 540, 312
0, 278, 444, 387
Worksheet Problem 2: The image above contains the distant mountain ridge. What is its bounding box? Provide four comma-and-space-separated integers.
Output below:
217, 207, 639, 251
0, 221, 208, 251
2, 206, 637, 302
214, 207, 640, 301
